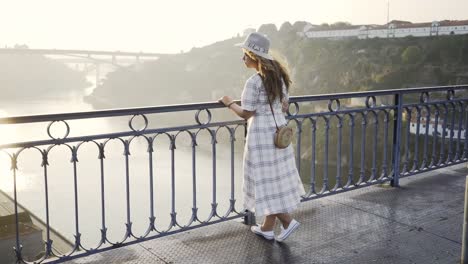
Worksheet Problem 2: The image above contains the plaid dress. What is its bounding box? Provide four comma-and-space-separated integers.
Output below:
241, 74, 305, 217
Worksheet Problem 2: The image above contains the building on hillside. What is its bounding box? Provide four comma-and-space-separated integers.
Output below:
296, 22, 318, 37
408, 111, 466, 140
300, 19, 468, 40
305, 25, 362, 39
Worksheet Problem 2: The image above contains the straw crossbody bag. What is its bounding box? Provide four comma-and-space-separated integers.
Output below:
268, 96, 293, 149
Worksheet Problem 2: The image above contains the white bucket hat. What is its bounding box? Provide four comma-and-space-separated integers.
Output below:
236, 32, 273, 60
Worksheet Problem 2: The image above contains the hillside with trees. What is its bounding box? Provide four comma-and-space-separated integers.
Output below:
87, 22, 468, 108
0, 51, 89, 100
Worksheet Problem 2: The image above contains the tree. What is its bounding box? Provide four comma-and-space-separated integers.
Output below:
291, 21, 309, 32
401, 46, 422, 64
257, 24, 278, 37
331, 22, 352, 28
279, 21, 293, 33
461, 40, 468, 64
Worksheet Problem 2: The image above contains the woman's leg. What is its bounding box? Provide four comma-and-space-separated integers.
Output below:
261, 214, 277, 231
276, 213, 293, 229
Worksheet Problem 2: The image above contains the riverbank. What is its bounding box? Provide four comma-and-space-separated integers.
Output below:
0, 190, 74, 263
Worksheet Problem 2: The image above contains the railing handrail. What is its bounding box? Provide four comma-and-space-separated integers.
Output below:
0, 101, 227, 125
1, 84, 467, 125
290, 84, 468, 102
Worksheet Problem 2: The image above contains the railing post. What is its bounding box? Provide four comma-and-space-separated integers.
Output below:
391, 93, 403, 187
462, 175, 468, 264
243, 210, 256, 225
12, 156, 23, 263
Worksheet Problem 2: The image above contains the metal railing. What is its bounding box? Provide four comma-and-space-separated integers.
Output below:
0, 85, 467, 263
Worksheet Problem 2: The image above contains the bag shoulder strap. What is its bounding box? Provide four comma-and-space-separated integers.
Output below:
267, 93, 280, 130
259, 73, 280, 130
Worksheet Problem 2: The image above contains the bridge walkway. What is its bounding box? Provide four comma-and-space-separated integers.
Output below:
68, 164, 467, 264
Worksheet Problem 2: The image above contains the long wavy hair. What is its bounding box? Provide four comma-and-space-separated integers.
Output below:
244, 49, 292, 102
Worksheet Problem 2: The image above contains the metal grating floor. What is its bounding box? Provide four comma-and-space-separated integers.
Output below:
67, 164, 467, 264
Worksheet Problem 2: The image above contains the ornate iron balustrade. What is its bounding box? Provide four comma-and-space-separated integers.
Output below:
0, 85, 467, 263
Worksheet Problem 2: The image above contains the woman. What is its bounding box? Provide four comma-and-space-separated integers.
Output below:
219, 32, 305, 242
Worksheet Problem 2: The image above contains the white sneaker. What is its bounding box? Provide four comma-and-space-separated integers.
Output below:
276, 219, 300, 242
250, 225, 275, 240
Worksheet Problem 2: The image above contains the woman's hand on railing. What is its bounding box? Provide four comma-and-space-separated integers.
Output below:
218, 96, 234, 107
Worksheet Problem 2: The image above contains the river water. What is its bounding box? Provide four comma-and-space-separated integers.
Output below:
0, 84, 245, 249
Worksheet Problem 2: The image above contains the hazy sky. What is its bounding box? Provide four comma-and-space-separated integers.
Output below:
1, 0, 467, 54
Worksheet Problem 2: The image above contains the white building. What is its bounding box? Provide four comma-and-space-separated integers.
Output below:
297, 23, 318, 37
409, 116, 466, 140
305, 26, 361, 39
300, 20, 468, 40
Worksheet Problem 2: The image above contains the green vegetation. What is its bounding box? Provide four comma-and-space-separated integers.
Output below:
290, 34, 468, 95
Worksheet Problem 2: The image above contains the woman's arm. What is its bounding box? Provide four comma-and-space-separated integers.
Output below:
219, 96, 255, 120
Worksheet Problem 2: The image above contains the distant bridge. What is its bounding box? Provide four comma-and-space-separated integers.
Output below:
0, 48, 163, 67
0, 48, 164, 58
0, 48, 165, 84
